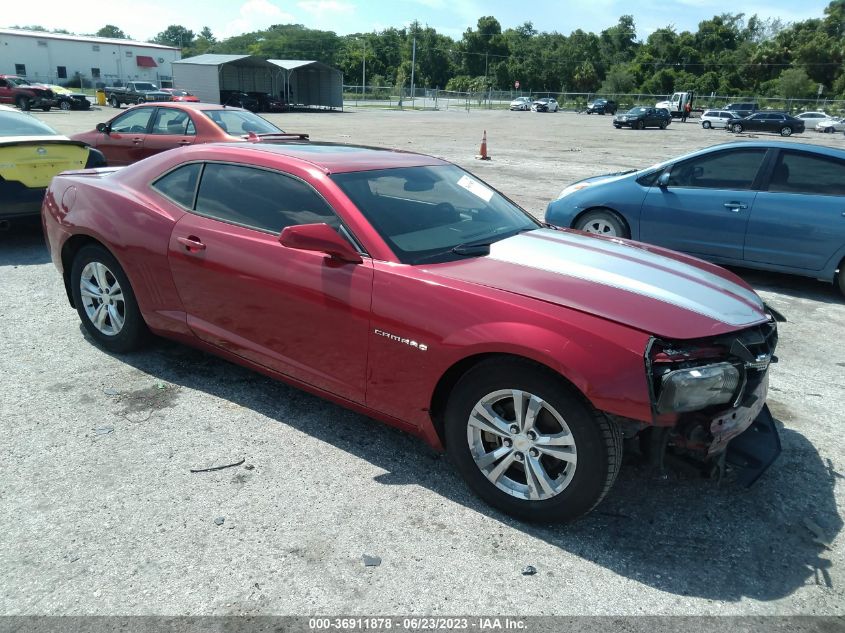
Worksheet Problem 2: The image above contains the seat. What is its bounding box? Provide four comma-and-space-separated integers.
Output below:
770, 163, 790, 190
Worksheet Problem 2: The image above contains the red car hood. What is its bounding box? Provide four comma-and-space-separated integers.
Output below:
430, 229, 769, 340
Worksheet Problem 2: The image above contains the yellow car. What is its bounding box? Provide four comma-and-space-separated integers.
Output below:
0, 106, 106, 224
45, 84, 92, 111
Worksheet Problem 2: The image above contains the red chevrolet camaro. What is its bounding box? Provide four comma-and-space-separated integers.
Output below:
70, 102, 298, 166
42, 142, 781, 522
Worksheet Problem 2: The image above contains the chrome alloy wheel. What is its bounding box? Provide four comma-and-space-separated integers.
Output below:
79, 262, 126, 336
467, 389, 577, 501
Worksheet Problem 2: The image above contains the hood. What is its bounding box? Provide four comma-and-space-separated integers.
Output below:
429, 229, 769, 340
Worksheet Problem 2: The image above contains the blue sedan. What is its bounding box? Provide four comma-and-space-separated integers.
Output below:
545, 141, 845, 295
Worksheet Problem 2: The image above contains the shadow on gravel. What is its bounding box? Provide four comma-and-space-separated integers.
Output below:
732, 266, 843, 305
108, 336, 842, 604
0, 220, 50, 266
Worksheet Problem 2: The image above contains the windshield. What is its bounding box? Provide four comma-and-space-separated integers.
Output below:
331, 164, 540, 265
9, 78, 31, 86
133, 83, 158, 91
0, 111, 60, 137
202, 109, 283, 136
627, 107, 647, 114
172, 90, 192, 96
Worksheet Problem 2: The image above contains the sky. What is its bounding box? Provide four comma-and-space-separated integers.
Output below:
3, 0, 833, 42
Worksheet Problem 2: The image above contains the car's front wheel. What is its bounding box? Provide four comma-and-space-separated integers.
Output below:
16, 96, 31, 111
780, 126, 793, 137
70, 244, 148, 353
659, 120, 668, 129
110, 96, 120, 108
837, 258, 845, 297
635, 120, 645, 130
574, 208, 629, 238
732, 123, 744, 133
59, 100, 71, 111
445, 358, 622, 522
702, 120, 712, 129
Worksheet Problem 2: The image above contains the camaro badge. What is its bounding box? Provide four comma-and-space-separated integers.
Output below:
374, 328, 428, 351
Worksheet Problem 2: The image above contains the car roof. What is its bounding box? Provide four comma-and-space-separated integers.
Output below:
647, 141, 845, 170
128, 101, 245, 112
186, 141, 449, 174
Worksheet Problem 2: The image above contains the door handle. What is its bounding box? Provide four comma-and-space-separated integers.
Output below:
132, 138, 143, 144
177, 140, 191, 145
176, 235, 206, 251
724, 202, 748, 211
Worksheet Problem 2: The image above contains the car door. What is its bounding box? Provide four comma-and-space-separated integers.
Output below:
94, 107, 155, 165
0, 78, 12, 104
639, 148, 769, 260
144, 107, 197, 156
745, 149, 845, 271
166, 161, 373, 403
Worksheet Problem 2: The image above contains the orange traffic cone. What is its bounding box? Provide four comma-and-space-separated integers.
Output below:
475, 130, 491, 160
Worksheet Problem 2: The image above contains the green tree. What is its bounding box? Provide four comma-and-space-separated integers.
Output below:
153, 25, 195, 50
96, 25, 129, 39
778, 67, 816, 98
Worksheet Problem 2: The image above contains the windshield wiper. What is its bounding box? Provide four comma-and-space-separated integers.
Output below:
412, 227, 535, 265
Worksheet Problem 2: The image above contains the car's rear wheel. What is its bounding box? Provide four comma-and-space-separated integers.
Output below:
702, 121, 712, 129
574, 208, 629, 238
780, 126, 793, 137
16, 96, 31, 111
110, 96, 120, 108
837, 258, 845, 297
59, 100, 71, 111
70, 245, 148, 353
635, 120, 645, 130
41, 105, 51, 112
444, 358, 622, 522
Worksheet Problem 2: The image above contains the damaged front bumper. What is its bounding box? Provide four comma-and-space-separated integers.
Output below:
725, 404, 781, 486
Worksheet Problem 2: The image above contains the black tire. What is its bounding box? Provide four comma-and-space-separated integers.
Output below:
575, 208, 629, 238
702, 121, 712, 129
444, 358, 622, 522
613, 124, 621, 129
780, 126, 793, 137
837, 259, 845, 297
635, 120, 645, 130
824, 127, 834, 133
110, 96, 120, 108
16, 96, 31, 111
70, 244, 148, 353
659, 120, 668, 129
59, 100, 71, 111
136, 97, 145, 105
41, 105, 51, 112
732, 123, 743, 133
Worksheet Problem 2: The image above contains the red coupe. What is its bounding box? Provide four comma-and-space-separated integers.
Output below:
161, 88, 201, 103
42, 142, 780, 522
70, 102, 297, 166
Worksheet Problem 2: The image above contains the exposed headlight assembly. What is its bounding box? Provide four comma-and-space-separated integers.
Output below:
656, 362, 740, 413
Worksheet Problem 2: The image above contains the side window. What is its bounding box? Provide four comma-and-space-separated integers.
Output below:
768, 152, 845, 196
152, 163, 202, 208
150, 108, 194, 135
110, 108, 154, 133
667, 149, 767, 190
194, 163, 340, 234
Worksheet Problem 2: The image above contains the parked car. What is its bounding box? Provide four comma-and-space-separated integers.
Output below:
105, 82, 172, 108
815, 117, 845, 133
248, 91, 287, 112
47, 85, 91, 111
509, 96, 532, 111
795, 111, 829, 122
531, 98, 558, 112
0, 75, 56, 111
724, 102, 759, 118
71, 102, 305, 166
42, 141, 781, 522
729, 112, 804, 136
613, 106, 671, 129
585, 99, 617, 115
545, 141, 845, 294
161, 89, 200, 103
0, 107, 105, 223
220, 90, 260, 111
700, 110, 741, 129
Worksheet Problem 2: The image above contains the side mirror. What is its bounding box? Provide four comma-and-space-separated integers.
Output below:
96, 122, 110, 134
279, 223, 363, 264
657, 172, 671, 188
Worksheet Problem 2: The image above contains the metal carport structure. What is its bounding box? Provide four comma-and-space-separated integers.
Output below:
171, 54, 284, 105
267, 60, 343, 110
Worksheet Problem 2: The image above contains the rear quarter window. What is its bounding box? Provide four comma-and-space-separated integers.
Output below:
151, 163, 202, 208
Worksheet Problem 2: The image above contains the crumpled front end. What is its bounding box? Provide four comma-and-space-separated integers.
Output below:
645, 318, 781, 485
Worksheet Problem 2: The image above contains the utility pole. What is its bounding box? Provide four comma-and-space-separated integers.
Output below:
410, 36, 416, 107
362, 40, 366, 100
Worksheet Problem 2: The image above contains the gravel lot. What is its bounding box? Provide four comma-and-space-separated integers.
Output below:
1, 106, 843, 617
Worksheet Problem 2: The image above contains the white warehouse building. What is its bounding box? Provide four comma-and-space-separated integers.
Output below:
0, 28, 181, 88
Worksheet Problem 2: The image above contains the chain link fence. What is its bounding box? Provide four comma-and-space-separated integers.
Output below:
343, 85, 845, 115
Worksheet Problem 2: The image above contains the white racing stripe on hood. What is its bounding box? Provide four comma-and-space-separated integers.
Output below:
488, 229, 765, 327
